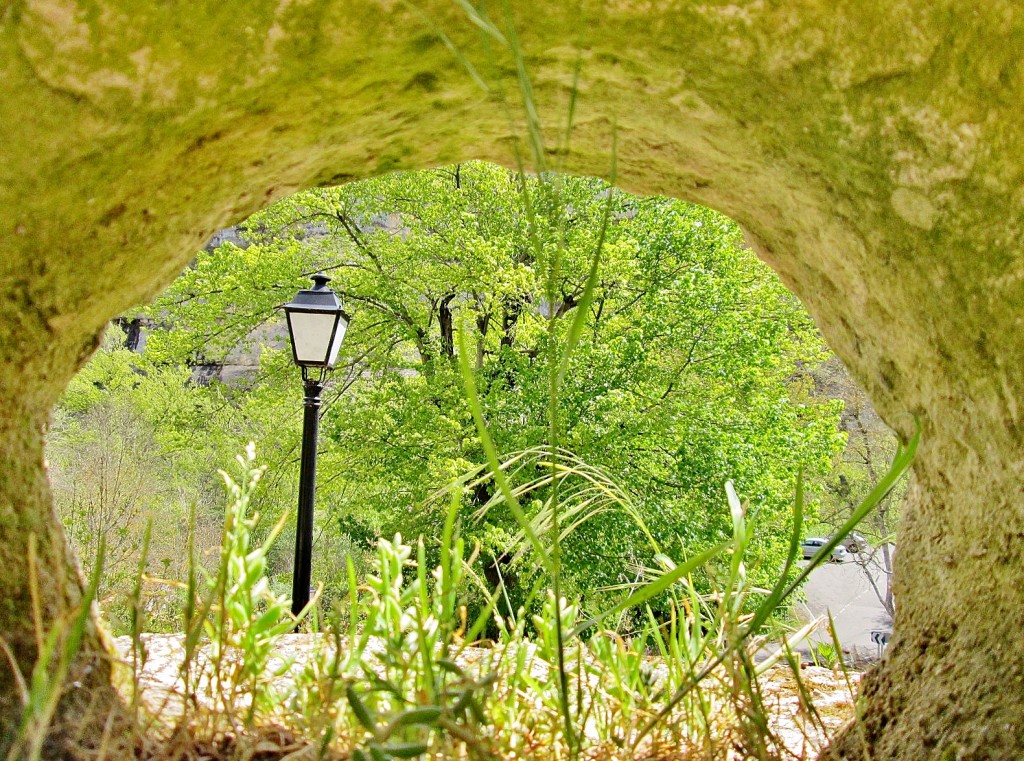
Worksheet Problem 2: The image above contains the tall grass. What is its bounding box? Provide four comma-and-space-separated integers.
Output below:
437, 3, 915, 756
96, 430, 913, 760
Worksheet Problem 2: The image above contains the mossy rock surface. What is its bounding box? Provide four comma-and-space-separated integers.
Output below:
3, 2, 1024, 758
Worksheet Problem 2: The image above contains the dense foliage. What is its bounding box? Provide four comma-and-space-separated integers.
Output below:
47, 162, 843, 629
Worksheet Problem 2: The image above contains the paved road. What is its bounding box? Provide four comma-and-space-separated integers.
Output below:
791, 555, 893, 663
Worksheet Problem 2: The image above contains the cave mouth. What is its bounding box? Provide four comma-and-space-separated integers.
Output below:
46, 160, 895, 641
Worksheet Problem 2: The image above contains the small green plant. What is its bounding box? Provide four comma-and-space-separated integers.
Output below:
349, 516, 498, 756
810, 642, 841, 669
100, 431, 915, 760
204, 443, 308, 727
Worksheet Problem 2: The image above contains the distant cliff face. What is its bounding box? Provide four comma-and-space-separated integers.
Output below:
110, 226, 271, 385
3, 2, 1024, 758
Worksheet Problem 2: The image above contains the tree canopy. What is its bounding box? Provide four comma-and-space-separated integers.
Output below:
50, 162, 843, 623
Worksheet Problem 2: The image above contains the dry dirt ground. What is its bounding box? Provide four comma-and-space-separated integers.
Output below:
113, 634, 860, 759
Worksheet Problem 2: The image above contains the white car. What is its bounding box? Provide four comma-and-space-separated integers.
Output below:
831, 531, 869, 554
801, 537, 849, 563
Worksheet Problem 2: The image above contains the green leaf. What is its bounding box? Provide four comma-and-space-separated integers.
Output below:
381, 742, 430, 759
388, 706, 443, 732
571, 540, 727, 638
347, 684, 378, 738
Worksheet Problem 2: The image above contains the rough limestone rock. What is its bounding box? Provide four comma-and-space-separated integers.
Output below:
2, 1, 1023, 758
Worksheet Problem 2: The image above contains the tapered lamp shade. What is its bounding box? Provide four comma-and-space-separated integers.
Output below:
283, 274, 350, 369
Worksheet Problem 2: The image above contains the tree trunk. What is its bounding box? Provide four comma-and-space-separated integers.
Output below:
438, 294, 456, 360
501, 299, 523, 350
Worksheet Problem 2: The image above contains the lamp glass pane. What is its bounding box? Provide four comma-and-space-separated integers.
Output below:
325, 318, 348, 369
287, 311, 339, 365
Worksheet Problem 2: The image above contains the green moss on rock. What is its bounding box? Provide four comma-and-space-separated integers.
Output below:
3, 2, 1024, 758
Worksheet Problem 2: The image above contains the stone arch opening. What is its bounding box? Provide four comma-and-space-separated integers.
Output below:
59, 162, 860, 645
3, 3, 1023, 759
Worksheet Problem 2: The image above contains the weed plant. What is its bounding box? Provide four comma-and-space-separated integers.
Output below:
87, 429, 911, 761
6, 427, 917, 760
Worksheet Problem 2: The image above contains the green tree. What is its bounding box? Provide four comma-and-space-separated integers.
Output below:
127, 162, 842, 615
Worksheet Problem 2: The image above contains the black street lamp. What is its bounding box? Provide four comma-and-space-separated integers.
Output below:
282, 273, 350, 618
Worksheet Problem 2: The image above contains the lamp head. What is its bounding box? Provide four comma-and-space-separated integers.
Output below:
282, 273, 350, 370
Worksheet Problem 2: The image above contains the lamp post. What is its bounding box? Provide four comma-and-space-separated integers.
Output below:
282, 273, 350, 618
